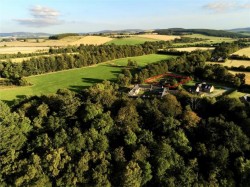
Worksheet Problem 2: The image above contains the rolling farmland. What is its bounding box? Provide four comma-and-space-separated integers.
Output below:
0, 46, 49, 54
172, 47, 214, 52
183, 34, 236, 43
136, 34, 180, 41
207, 60, 250, 67
233, 47, 250, 57
105, 36, 158, 45
0, 36, 114, 48
0, 54, 175, 101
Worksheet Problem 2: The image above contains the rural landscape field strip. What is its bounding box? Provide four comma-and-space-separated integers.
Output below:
207, 60, 250, 67
0, 54, 174, 101
233, 47, 250, 57
172, 47, 214, 52
136, 34, 180, 41
0, 36, 114, 48
0, 46, 49, 54
105, 36, 159, 45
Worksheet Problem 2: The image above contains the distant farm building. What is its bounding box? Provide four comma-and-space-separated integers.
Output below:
193, 82, 214, 93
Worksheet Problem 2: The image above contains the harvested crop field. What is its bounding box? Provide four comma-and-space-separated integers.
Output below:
0, 36, 114, 48
233, 47, 250, 57
0, 46, 49, 54
137, 34, 180, 41
173, 47, 214, 52
70, 36, 113, 45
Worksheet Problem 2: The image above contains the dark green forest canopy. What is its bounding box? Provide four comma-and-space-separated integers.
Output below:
155, 28, 249, 38
48, 33, 80, 40
0, 81, 250, 186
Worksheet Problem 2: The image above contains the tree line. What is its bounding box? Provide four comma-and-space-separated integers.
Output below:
0, 42, 168, 80
119, 50, 245, 87
155, 28, 248, 38
49, 33, 79, 40
1, 80, 250, 186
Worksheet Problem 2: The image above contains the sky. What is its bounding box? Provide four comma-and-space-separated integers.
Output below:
0, 0, 249, 34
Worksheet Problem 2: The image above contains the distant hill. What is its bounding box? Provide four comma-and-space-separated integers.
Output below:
0, 32, 52, 38
88, 29, 144, 34
228, 27, 250, 32
227, 28, 250, 36
154, 28, 248, 38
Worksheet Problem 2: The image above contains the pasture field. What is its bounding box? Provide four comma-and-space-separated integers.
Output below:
183, 34, 236, 43
0, 46, 49, 54
227, 91, 248, 98
173, 47, 214, 52
105, 36, 158, 45
0, 54, 174, 101
136, 34, 180, 41
207, 60, 250, 67
70, 36, 113, 45
0, 36, 114, 48
233, 47, 250, 57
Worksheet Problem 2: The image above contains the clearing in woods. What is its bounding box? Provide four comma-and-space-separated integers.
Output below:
0, 54, 175, 102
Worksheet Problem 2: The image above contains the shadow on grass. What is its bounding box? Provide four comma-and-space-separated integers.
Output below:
69, 85, 89, 92
69, 78, 104, 92
2, 100, 14, 106
2, 95, 27, 106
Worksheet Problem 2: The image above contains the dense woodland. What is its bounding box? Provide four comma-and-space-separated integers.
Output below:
1, 80, 250, 186
1, 36, 250, 186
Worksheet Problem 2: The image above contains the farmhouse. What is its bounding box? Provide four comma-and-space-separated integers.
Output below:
194, 82, 214, 93
128, 84, 168, 98
128, 84, 140, 96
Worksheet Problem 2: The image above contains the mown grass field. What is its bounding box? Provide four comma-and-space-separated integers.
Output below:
233, 47, 250, 57
105, 36, 158, 45
0, 54, 175, 101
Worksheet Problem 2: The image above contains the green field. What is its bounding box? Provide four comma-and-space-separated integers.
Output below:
227, 90, 247, 98
173, 34, 236, 46
105, 37, 158, 45
0, 54, 174, 102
